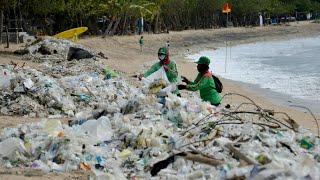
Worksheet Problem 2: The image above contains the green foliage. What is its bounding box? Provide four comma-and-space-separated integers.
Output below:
294, 0, 313, 12
2, 0, 319, 35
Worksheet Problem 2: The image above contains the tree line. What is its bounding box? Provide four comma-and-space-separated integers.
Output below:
0, 0, 320, 39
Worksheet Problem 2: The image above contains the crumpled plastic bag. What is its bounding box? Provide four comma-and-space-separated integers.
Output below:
0, 137, 24, 159
76, 116, 113, 144
44, 119, 63, 137
0, 75, 15, 90
141, 67, 177, 95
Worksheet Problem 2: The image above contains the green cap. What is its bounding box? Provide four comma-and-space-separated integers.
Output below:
195, 56, 210, 65
158, 47, 167, 55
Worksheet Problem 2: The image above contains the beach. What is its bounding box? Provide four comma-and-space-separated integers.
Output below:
0, 21, 319, 179
78, 21, 320, 133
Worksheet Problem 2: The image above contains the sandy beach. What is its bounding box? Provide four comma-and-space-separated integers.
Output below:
77, 21, 320, 134
0, 21, 319, 179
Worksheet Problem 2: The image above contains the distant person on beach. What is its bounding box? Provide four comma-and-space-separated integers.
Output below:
259, 14, 263, 27
139, 36, 144, 52
138, 47, 180, 96
165, 40, 170, 55
178, 56, 221, 106
165, 41, 170, 48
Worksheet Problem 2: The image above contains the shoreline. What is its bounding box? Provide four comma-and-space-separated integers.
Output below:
184, 36, 320, 116
224, 78, 320, 115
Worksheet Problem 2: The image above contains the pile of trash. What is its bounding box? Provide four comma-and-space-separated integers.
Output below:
1, 38, 319, 179
0, 91, 319, 179
15, 37, 95, 62
0, 64, 135, 117
1, 36, 120, 117
39, 59, 105, 77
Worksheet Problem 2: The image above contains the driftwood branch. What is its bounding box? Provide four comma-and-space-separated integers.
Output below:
290, 105, 319, 137
171, 93, 316, 176
220, 93, 301, 131
150, 151, 223, 176
85, 85, 97, 99
222, 93, 257, 106
225, 143, 258, 165
177, 152, 223, 166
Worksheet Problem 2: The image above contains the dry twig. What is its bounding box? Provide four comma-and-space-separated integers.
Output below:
225, 143, 258, 165
290, 105, 319, 137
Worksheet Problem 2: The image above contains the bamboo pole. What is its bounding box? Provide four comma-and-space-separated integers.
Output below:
225, 12, 228, 73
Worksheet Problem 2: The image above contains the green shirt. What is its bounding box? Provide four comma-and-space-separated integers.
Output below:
143, 60, 180, 94
186, 72, 221, 105
139, 38, 144, 45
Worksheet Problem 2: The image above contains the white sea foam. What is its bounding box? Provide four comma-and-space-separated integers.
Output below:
187, 37, 320, 102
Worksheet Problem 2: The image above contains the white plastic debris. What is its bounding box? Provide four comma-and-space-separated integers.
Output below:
76, 116, 113, 144
0, 38, 319, 179
0, 137, 24, 158
23, 78, 34, 89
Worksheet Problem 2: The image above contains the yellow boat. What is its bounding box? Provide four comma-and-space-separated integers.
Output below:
53, 27, 88, 43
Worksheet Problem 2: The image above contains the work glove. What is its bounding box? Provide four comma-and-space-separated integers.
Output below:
177, 84, 187, 90
138, 74, 144, 80
181, 76, 189, 83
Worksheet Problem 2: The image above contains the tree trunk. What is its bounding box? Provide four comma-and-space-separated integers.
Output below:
109, 17, 121, 36
44, 14, 48, 34
133, 18, 138, 35
170, 18, 177, 30
161, 19, 169, 33
174, 15, 181, 30
195, 16, 199, 30
86, 17, 93, 35
147, 22, 151, 34
13, 8, 18, 43
121, 12, 128, 35
153, 10, 160, 34
18, 3, 23, 31
0, 7, 4, 44
76, 15, 79, 27
79, 15, 82, 27
129, 18, 134, 34
103, 18, 115, 37
6, 9, 10, 30
5, 26, 9, 48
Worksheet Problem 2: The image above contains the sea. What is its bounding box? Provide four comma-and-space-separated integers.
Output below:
187, 37, 320, 114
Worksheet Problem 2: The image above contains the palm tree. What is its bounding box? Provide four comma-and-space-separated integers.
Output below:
128, 0, 158, 34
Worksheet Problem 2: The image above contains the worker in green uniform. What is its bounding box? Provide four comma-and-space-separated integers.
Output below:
178, 56, 221, 106
139, 36, 144, 52
139, 47, 180, 96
